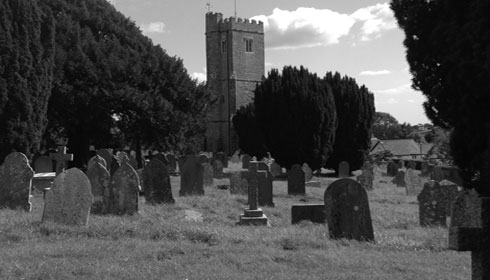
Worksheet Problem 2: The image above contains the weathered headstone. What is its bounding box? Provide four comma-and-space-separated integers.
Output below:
33, 155, 53, 173
212, 159, 224, 178
270, 161, 282, 178
287, 164, 305, 195
448, 195, 490, 280
0, 152, 34, 211
430, 166, 444, 182
386, 161, 399, 177
392, 170, 406, 188
128, 153, 139, 170
237, 161, 269, 226
420, 161, 431, 177
450, 189, 481, 228
357, 162, 374, 191
107, 159, 140, 215
214, 151, 228, 168
291, 204, 326, 224
87, 155, 107, 171
417, 180, 447, 227
153, 153, 169, 166
231, 150, 240, 163
50, 146, 73, 175
229, 171, 248, 195
96, 149, 113, 171
198, 153, 210, 164
86, 156, 110, 214
405, 168, 422, 195
258, 162, 274, 207
202, 162, 214, 187
165, 153, 177, 174
109, 156, 120, 175
439, 179, 462, 217
42, 168, 93, 226
406, 160, 416, 169
142, 158, 175, 204
242, 154, 251, 169
324, 178, 374, 242
302, 163, 313, 182
179, 155, 204, 196
338, 161, 350, 178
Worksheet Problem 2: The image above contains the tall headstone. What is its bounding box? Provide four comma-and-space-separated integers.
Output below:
49, 146, 73, 175
405, 168, 422, 195
142, 159, 175, 204
386, 161, 399, 177
258, 162, 274, 207
229, 171, 248, 195
107, 158, 140, 215
242, 154, 251, 169
338, 161, 350, 178
302, 163, 313, 182
237, 161, 269, 226
324, 178, 374, 242
202, 162, 214, 187
109, 156, 120, 175
417, 180, 447, 227
96, 149, 113, 171
439, 179, 462, 217
33, 155, 53, 173
179, 155, 204, 196
86, 156, 110, 214
0, 152, 34, 211
287, 164, 305, 195
42, 168, 93, 226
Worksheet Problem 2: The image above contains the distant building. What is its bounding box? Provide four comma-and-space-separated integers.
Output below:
370, 138, 432, 160
204, 12, 265, 155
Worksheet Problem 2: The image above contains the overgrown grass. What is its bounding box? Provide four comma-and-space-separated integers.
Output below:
0, 168, 471, 279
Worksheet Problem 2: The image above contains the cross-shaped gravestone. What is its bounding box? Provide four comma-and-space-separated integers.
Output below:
449, 196, 490, 280
237, 161, 269, 226
49, 146, 73, 175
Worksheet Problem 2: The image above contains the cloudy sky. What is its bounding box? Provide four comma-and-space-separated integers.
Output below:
109, 0, 430, 125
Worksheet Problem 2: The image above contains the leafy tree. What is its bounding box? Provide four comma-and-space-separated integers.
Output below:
232, 103, 268, 159
254, 66, 337, 170
0, 0, 55, 160
392, 0, 490, 195
324, 72, 375, 172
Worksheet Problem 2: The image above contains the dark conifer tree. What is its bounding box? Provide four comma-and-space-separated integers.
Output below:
232, 103, 268, 159
0, 0, 55, 161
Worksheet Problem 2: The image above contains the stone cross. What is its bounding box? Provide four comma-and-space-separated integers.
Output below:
449, 196, 490, 280
237, 161, 269, 226
49, 146, 73, 175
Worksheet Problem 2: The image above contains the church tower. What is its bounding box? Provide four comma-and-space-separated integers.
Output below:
205, 12, 265, 155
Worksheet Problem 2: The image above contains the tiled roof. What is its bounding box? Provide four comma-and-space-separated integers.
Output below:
370, 139, 429, 156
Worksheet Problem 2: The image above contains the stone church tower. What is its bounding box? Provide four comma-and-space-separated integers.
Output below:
205, 12, 265, 155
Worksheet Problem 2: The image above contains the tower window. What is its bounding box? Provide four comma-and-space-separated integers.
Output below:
221, 39, 227, 53
244, 38, 253, 52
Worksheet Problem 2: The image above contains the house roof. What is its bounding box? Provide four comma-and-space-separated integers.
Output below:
370, 139, 431, 156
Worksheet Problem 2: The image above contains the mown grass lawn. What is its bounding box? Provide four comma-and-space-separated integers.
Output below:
0, 164, 470, 279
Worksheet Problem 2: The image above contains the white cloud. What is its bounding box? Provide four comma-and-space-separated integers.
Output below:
192, 72, 207, 83
359, 70, 391, 76
252, 3, 397, 50
140, 22, 166, 33
375, 83, 412, 95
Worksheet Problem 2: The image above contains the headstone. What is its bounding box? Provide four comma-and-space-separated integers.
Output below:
258, 162, 274, 207
212, 159, 224, 178
242, 154, 251, 169
417, 180, 447, 227
420, 161, 431, 177
198, 153, 210, 164
142, 159, 175, 204
430, 166, 444, 182
448, 196, 490, 280
107, 159, 140, 215
338, 161, 350, 178
109, 156, 120, 175
49, 146, 73, 175
153, 153, 169, 165
42, 168, 93, 226
392, 170, 406, 188
287, 164, 305, 195
128, 153, 139, 170
396, 160, 404, 169
324, 178, 374, 242
165, 154, 177, 174
405, 168, 422, 195
229, 171, 248, 195
0, 152, 34, 211
270, 161, 282, 178
386, 161, 399, 177
96, 149, 113, 171
231, 150, 240, 163
449, 189, 481, 228
33, 155, 53, 173
291, 204, 326, 224
214, 151, 228, 168
357, 162, 374, 190
86, 156, 110, 214
179, 155, 204, 196
439, 179, 462, 217
302, 163, 313, 182
237, 161, 269, 226
87, 155, 107, 171
406, 160, 416, 169
202, 162, 214, 187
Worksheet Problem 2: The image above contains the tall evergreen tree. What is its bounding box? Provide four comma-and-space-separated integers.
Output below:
392, 0, 490, 196
232, 103, 268, 159
324, 72, 375, 172
0, 0, 55, 161
254, 66, 337, 170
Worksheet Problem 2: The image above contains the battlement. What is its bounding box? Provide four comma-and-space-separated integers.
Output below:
206, 12, 263, 33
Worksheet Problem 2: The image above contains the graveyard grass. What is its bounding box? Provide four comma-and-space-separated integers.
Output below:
0, 163, 470, 279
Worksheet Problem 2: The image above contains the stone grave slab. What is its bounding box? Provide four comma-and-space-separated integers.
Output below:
179, 155, 204, 196
302, 163, 313, 182
0, 152, 34, 211
242, 154, 251, 169
405, 168, 422, 195
214, 151, 228, 168
86, 156, 110, 214
237, 161, 269, 226
165, 153, 178, 174
107, 161, 140, 215
87, 155, 107, 171
97, 149, 113, 170
338, 161, 350, 178
143, 158, 175, 204
392, 170, 406, 188
417, 180, 447, 227
258, 162, 274, 207
291, 204, 325, 224
287, 164, 305, 195
202, 162, 214, 187
386, 161, 399, 176
439, 179, 462, 217
229, 171, 248, 195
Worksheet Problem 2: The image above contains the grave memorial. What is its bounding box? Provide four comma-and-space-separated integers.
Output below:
50, 146, 74, 175
417, 180, 447, 227
86, 155, 110, 214
287, 164, 305, 195
0, 152, 34, 211
338, 161, 350, 178
107, 156, 140, 215
179, 155, 204, 196
142, 158, 175, 204
237, 161, 269, 226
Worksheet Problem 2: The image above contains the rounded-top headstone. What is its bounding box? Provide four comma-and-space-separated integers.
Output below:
143, 158, 174, 204
86, 158, 110, 214
96, 149, 113, 170
386, 161, 399, 177
0, 152, 34, 211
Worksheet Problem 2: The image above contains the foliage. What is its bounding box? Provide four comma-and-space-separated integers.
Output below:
324, 72, 375, 172
0, 0, 55, 160
426, 127, 453, 165
232, 103, 268, 159
391, 0, 490, 195
254, 66, 337, 170
372, 112, 414, 140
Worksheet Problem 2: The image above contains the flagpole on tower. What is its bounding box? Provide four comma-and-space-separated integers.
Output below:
234, 0, 237, 18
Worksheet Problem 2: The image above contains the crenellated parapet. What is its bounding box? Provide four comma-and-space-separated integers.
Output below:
206, 12, 263, 34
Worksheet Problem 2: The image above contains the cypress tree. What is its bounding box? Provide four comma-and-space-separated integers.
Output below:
232, 103, 268, 159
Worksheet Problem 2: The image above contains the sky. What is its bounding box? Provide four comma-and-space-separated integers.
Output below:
108, 0, 430, 125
